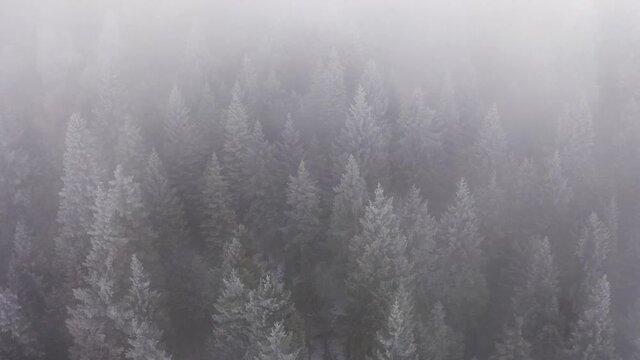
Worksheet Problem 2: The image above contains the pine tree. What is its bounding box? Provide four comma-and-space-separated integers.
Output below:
202, 152, 235, 261
115, 115, 145, 181
491, 318, 533, 360
368, 285, 417, 360
435, 179, 487, 333
474, 104, 507, 185
543, 151, 572, 217
241, 121, 278, 246
329, 155, 367, 280
361, 60, 388, 125
577, 213, 612, 306
237, 55, 259, 118
398, 186, 438, 309
246, 271, 305, 360
347, 185, 411, 359
212, 269, 250, 359
163, 85, 204, 232
255, 322, 301, 360
511, 236, 561, 360
56, 113, 102, 290
92, 59, 126, 169
557, 99, 595, 196
392, 88, 441, 196
285, 160, 321, 295
223, 82, 251, 209
335, 86, 388, 188
417, 302, 463, 360
0, 288, 42, 360
124, 255, 171, 360
568, 275, 617, 360
275, 115, 305, 205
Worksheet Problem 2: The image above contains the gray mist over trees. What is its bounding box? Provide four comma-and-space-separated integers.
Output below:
1, 0, 640, 359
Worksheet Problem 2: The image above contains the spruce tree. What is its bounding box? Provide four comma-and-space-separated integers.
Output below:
557, 99, 595, 196
417, 302, 463, 360
568, 275, 617, 360
335, 86, 388, 188
56, 113, 102, 290
0, 288, 42, 360
202, 152, 235, 261
577, 213, 612, 307
115, 115, 145, 181
223, 82, 251, 209
347, 185, 411, 359
329, 155, 367, 281
163, 85, 204, 232
361, 60, 388, 124
285, 160, 321, 296
474, 104, 507, 185
435, 179, 487, 334
124, 255, 171, 360
255, 322, 301, 360
543, 151, 572, 217
392, 88, 441, 196
212, 268, 251, 360
368, 285, 417, 360
491, 318, 533, 360
511, 236, 561, 360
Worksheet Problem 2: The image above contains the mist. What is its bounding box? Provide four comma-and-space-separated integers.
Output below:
1, 1, 640, 359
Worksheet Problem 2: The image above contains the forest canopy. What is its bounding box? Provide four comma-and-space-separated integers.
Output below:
1, 0, 640, 359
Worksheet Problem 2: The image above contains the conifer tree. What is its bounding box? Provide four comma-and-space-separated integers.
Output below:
347, 185, 411, 359
512, 236, 561, 360
577, 213, 612, 305
361, 60, 388, 124
255, 322, 301, 360
474, 104, 507, 185
368, 285, 417, 360
329, 155, 367, 280
557, 99, 595, 196
285, 160, 321, 294
115, 115, 145, 181
435, 179, 487, 334
543, 151, 572, 217
393, 88, 441, 195
398, 186, 438, 308
212, 269, 250, 359
223, 82, 251, 208
568, 275, 617, 360
335, 86, 388, 188
124, 255, 171, 360
275, 116, 305, 202
241, 121, 278, 245
0, 288, 42, 360
92, 60, 126, 168
417, 302, 463, 360
202, 152, 235, 261
163, 86, 204, 231
491, 318, 533, 360
56, 113, 102, 290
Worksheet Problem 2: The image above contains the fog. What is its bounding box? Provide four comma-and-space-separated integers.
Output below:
1, 1, 640, 359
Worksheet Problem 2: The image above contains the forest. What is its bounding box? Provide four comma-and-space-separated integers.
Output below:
1, 0, 640, 359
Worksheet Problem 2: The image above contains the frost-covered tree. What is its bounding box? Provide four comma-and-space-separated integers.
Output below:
56, 113, 102, 289
212, 269, 250, 360
417, 302, 463, 360
568, 275, 617, 360
347, 185, 411, 359
576, 213, 612, 307
473, 104, 508, 185
202, 152, 235, 261
163, 86, 204, 230
285, 160, 321, 294
124, 255, 171, 360
361, 60, 388, 124
115, 115, 145, 181
398, 186, 438, 308
512, 236, 561, 360
435, 179, 487, 333
557, 99, 595, 195
543, 151, 572, 217
255, 322, 301, 360
491, 318, 532, 360
0, 288, 42, 360
329, 155, 368, 280
392, 88, 441, 195
223, 82, 251, 209
368, 285, 417, 360
335, 86, 388, 188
